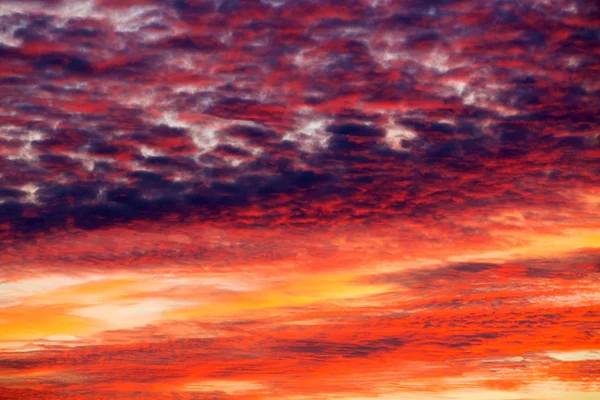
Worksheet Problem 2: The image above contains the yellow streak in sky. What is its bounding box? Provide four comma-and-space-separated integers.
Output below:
167, 272, 390, 320
0, 305, 99, 341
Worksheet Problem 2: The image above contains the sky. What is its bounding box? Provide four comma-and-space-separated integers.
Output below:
0, 0, 599, 399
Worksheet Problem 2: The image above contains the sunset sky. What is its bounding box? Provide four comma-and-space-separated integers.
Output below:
0, 0, 599, 399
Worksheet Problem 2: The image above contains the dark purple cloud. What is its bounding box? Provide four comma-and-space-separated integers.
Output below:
0, 0, 598, 248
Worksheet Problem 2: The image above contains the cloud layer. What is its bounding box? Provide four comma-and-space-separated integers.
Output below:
0, 0, 598, 399
0, 0, 598, 245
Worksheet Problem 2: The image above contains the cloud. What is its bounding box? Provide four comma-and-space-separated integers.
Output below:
0, 0, 596, 249
70, 299, 192, 330
0, 0, 599, 399
545, 350, 600, 362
